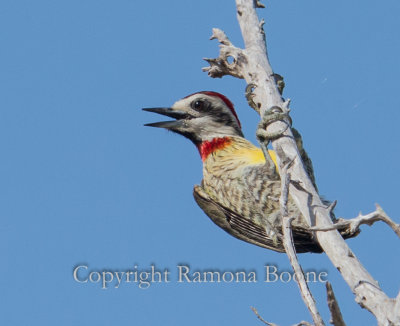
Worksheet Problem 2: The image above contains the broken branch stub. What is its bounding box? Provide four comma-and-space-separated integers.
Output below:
203, 28, 246, 79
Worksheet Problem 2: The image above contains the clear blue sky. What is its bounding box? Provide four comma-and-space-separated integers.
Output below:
1, 0, 399, 325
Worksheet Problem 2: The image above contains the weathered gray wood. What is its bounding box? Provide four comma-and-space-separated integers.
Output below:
280, 164, 325, 325
283, 216, 325, 326
326, 282, 346, 326
203, 0, 399, 325
310, 204, 400, 238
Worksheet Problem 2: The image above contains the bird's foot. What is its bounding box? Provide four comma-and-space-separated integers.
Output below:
272, 73, 285, 95
245, 83, 260, 113
256, 106, 291, 143
265, 225, 280, 247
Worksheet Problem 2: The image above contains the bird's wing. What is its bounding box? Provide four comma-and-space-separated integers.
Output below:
193, 184, 323, 253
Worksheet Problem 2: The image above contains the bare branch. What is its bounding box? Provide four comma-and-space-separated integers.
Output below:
233, 1, 398, 324
254, 0, 265, 9
250, 307, 314, 326
394, 292, 400, 325
280, 164, 325, 326
349, 204, 400, 237
204, 0, 399, 324
210, 28, 232, 46
282, 216, 325, 326
309, 204, 400, 238
279, 163, 291, 218
251, 307, 278, 326
203, 28, 245, 79
325, 282, 346, 326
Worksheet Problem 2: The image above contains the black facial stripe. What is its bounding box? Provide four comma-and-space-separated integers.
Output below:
208, 106, 238, 127
191, 96, 241, 131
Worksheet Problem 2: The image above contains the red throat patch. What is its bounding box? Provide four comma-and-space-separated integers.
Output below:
197, 137, 232, 161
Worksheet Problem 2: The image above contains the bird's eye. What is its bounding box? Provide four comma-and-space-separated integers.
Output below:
192, 100, 205, 111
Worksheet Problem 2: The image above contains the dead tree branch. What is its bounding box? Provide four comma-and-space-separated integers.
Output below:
282, 214, 324, 326
251, 306, 313, 326
325, 282, 346, 326
280, 164, 324, 326
251, 306, 278, 326
310, 204, 400, 238
203, 0, 400, 325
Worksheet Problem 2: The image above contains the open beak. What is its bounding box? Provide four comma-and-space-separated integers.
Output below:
143, 107, 191, 129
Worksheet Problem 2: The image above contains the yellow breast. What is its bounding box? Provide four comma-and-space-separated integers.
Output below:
205, 136, 278, 169
233, 147, 277, 167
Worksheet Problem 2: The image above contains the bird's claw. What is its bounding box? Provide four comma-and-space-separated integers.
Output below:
265, 226, 280, 246
256, 106, 291, 142
272, 73, 285, 95
245, 83, 260, 113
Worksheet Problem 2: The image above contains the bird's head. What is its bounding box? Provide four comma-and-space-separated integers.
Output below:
143, 92, 244, 146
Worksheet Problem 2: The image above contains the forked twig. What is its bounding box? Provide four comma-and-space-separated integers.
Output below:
310, 204, 400, 238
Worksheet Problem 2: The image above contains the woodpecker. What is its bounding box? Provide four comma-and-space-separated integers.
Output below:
144, 92, 353, 253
